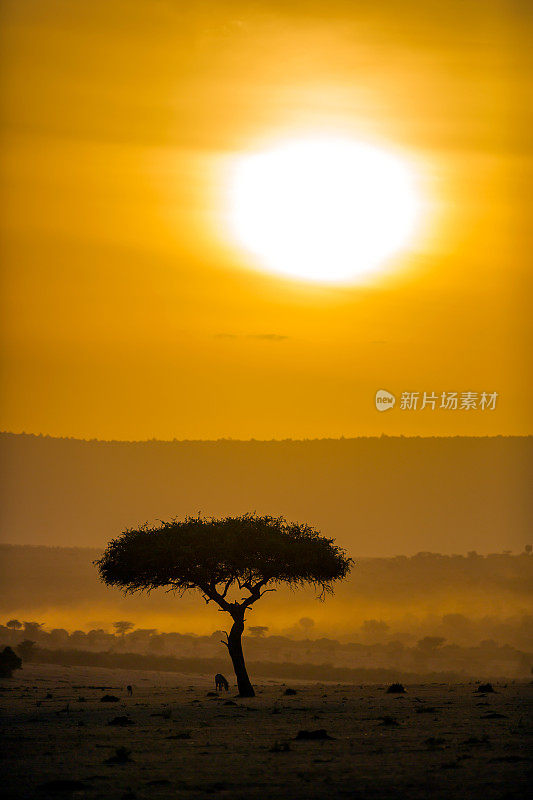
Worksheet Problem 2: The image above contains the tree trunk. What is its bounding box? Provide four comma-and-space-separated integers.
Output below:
227, 617, 255, 697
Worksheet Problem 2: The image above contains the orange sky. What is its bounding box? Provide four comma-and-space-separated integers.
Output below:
1, 0, 531, 440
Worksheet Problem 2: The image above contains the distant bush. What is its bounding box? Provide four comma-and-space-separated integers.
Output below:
476, 682, 496, 693
386, 682, 406, 693
0, 646, 22, 677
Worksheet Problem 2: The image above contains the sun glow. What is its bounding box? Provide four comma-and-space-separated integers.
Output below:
228, 137, 422, 283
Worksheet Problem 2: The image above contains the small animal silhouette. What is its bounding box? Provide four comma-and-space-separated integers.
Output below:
126, 685, 133, 696
215, 673, 229, 691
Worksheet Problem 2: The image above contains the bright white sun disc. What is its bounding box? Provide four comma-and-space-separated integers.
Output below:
228, 138, 421, 283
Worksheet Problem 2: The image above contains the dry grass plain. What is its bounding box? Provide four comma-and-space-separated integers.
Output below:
1, 664, 531, 800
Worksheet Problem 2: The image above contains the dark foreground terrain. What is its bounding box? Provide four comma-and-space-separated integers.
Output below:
1, 665, 531, 800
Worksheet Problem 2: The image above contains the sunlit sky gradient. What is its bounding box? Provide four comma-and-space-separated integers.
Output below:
1, 0, 531, 439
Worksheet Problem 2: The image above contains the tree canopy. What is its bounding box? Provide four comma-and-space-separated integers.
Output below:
96, 513, 352, 608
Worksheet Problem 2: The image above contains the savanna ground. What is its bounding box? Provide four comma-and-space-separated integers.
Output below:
1, 664, 531, 800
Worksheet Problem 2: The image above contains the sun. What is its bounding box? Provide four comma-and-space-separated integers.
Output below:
227, 137, 422, 283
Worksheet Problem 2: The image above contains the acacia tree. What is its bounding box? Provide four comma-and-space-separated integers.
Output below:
113, 621, 135, 637
96, 514, 353, 697
6, 619, 22, 642
249, 626, 269, 637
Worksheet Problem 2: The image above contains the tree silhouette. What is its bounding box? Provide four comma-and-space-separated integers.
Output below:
299, 617, 315, 635
23, 621, 43, 636
0, 646, 22, 677
417, 636, 446, 653
249, 626, 269, 637
17, 640, 36, 661
6, 619, 22, 641
96, 514, 353, 696
113, 621, 135, 637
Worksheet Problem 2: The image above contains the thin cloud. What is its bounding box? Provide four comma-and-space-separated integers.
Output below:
246, 334, 288, 341
214, 333, 289, 341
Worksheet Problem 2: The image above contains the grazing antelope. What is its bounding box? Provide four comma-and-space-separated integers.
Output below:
214, 673, 229, 692
126, 685, 133, 696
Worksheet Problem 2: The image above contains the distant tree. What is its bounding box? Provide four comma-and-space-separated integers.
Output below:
127, 629, 158, 647
249, 626, 269, 638
23, 622, 43, 637
113, 621, 135, 636
479, 639, 498, 650
17, 640, 36, 661
6, 619, 22, 641
416, 636, 446, 653
133, 628, 158, 637
70, 630, 87, 646
0, 646, 22, 677
299, 617, 315, 635
48, 628, 69, 647
96, 514, 353, 697
87, 629, 114, 649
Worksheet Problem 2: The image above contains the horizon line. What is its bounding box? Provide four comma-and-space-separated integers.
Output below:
1, 430, 531, 445
0, 541, 527, 558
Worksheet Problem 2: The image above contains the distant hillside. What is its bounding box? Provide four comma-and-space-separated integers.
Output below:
0, 433, 531, 555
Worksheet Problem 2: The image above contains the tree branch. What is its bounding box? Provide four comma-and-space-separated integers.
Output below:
199, 581, 233, 613
218, 576, 234, 599
238, 578, 272, 610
